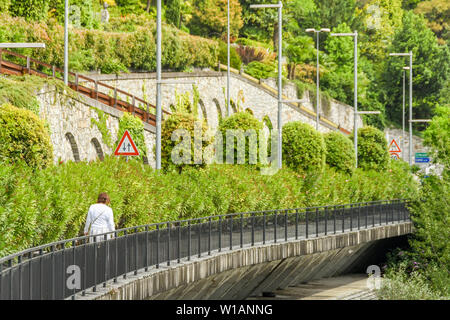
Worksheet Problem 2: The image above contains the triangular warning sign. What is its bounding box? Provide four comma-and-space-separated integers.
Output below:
388, 139, 401, 153
114, 130, 140, 156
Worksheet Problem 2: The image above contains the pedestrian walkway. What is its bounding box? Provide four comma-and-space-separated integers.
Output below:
248, 274, 377, 300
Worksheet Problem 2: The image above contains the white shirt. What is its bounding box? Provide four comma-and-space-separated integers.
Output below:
84, 203, 115, 235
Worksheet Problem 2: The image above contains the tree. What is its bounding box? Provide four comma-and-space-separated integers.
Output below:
8, 0, 50, 21
189, 0, 243, 38
285, 36, 315, 80
165, 0, 182, 28
239, 0, 278, 42
381, 11, 450, 128
415, 0, 450, 44
321, 23, 359, 105
354, 0, 404, 64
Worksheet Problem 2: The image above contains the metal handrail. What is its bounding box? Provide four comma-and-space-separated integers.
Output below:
0, 199, 411, 300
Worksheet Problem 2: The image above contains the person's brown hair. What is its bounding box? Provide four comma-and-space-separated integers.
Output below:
97, 192, 110, 204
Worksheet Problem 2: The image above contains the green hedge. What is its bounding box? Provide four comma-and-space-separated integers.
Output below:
0, 14, 218, 74
218, 42, 242, 70
324, 131, 355, 174
282, 121, 326, 173
0, 103, 53, 169
0, 156, 419, 257
218, 111, 264, 165
355, 126, 390, 171
161, 112, 213, 172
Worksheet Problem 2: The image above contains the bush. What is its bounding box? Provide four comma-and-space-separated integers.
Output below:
355, 126, 390, 171
323, 131, 355, 174
0, 154, 419, 257
282, 121, 326, 173
218, 111, 263, 165
218, 42, 242, 70
0, 14, 218, 74
161, 112, 213, 172
0, 103, 53, 169
244, 60, 276, 79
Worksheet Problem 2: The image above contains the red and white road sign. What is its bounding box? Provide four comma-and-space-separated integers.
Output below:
114, 130, 140, 156
388, 139, 401, 153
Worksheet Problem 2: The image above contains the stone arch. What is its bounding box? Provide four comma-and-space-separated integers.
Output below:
90, 138, 104, 161
198, 99, 208, 124
65, 132, 80, 162
262, 115, 273, 131
245, 108, 254, 115
213, 98, 222, 120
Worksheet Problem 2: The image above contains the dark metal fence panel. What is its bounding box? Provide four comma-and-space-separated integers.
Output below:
0, 200, 410, 300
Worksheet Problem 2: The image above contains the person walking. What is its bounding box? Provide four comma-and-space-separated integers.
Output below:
84, 192, 115, 242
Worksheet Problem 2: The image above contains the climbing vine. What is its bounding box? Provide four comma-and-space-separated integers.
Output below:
90, 107, 113, 149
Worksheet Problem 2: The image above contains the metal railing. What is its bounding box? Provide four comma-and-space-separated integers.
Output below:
0, 49, 171, 127
0, 199, 411, 300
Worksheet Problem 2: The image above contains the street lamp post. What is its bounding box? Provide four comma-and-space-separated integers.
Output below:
330, 31, 359, 167
64, 0, 69, 86
227, 0, 231, 116
250, 2, 283, 169
402, 66, 410, 160
306, 28, 330, 131
389, 52, 413, 165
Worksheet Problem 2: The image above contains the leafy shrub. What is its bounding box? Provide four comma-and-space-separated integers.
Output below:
218, 111, 263, 165
282, 121, 326, 173
161, 112, 213, 172
0, 75, 48, 115
376, 263, 446, 300
218, 42, 242, 70
235, 45, 268, 64
8, 0, 49, 21
116, 112, 147, 159
244, 60, 276, 79
323, 131, 355, 173
0, 154, 419, 257
0, 14, 218, 74
0, 103, 53, 169
355, 126, 390, 171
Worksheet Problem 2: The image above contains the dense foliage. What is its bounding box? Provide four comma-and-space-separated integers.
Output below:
355, 126, 390, 171
0, 104, 53, 169
282, 121, 326, 173
323, 131, 355, 174
161, 112, 213, 172
0, 156, 418, 257
218, 111, 263, 165
0, 14, 218, 74
377, 105, 449, 300
1, 0, 448, 131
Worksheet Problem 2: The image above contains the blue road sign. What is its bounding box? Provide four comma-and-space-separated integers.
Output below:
415, 157, 430, 163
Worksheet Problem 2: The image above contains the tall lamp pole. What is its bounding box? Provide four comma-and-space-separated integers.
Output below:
227, 0, 231, 116
64, 0, 69, 85
402, 66, 410, 159
156, 0, 162, 170
389, 52, 413, 165
306, 28, 330, 131
250, 2, 283, 169
330, 31, 359, 167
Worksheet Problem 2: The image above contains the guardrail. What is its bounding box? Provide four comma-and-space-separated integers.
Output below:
0, 199, 411, 300
0, 49, 170, 127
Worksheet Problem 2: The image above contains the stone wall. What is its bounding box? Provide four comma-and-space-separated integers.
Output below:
37, 86, 156, 166
83, 71, 362, 134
